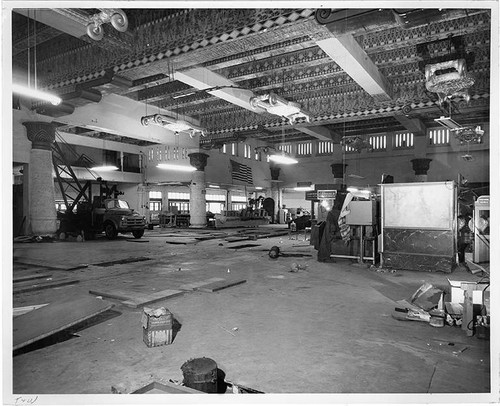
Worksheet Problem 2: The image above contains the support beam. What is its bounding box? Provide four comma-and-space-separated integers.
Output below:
15, 9, 87, 39
55, 131, 142, 154
175, 67, 266, 113
393, 114, 427, 136
316, 34, 392, 102
53, 94, 200, 147
298, 126, 342, 142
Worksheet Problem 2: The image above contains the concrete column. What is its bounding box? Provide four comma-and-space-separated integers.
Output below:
270, 166, 281, 223
23, 122, 57, 235
411, 158, 432, 182
188, 152, 209, 228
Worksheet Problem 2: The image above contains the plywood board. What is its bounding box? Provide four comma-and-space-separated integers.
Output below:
13, 273, 52, 283
13, 278, 79, 294
13, 258, 78, 271
132, 381, 204, 394
13, 304, 49, 317
13, 297, 113, 350
89, 288, 184, 308
179, 277, 225, 291
197, 279, 246, 293
121, 290, 184, 308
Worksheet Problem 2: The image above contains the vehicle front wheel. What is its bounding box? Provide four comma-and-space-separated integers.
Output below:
105, 223, 118, 240
132, 229, 145, 239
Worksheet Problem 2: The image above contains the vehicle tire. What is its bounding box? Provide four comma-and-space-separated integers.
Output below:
132, 229, 145, 239
105, 223, 118, 240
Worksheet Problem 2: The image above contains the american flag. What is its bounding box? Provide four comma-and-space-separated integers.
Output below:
230, 159, 253, 185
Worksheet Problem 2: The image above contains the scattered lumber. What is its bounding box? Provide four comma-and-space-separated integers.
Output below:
13, 296, 113, 351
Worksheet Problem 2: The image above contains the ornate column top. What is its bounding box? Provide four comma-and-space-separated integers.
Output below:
188, 152, 209, 171
270, 166, 281, 181
411, 158, 432, 175
23, 121, 56, 151
330, 163, 348, 178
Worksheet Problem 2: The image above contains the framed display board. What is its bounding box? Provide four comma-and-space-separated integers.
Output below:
382, 181, 456, 229
380, 181, 457, 272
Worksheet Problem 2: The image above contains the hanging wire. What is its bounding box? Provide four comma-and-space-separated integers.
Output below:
34, 10, 37, 90
27, 13, 31, 89
341, 9, 348, 186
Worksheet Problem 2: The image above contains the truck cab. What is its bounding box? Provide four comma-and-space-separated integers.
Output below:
98, 198, 146, 239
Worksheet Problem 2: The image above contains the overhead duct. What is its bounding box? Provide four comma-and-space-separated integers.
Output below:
315, 8, 470, 34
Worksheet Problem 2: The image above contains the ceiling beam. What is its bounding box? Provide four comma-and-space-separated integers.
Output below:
52, 94, 200, 147
393, 114, 427, 136
296, 125, 339, 142
316, 34, 392, 102
15, 9, 87, 39
55, 131, 142, 154
174, 67, 265, 113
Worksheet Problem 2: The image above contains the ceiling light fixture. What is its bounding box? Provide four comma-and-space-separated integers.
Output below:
157, 163, 196, 172
250, 92, 311, 125
86, 8, 129, 41
294, 181, 314, 191
14, 12, 62, 107
434, 116, 463, 130
268, 152, 298, 165
141, 114, 205, 138
90, 165, 119, 172
12, 84, 62, 106
341, 136, 373, 153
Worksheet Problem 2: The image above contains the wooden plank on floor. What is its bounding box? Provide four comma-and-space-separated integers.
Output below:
224, 236, 252, 242
13, 297, 113, 350
88, 289, 136, 301
13, 257, 84, 271
13, 278, 80, 294
89, 288, 184, 308
121, 289, 185, 308
13, 303, 49, 317
132, 381, 204, 394
179, 277, 225, 291
13, 273, 53, 283
197, 279, 246, 293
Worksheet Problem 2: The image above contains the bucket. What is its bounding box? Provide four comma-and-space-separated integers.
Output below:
429, 309, 445, 328
181, 357, 218, 393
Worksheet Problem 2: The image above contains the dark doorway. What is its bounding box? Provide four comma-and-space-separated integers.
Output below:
13, 184, 25, 237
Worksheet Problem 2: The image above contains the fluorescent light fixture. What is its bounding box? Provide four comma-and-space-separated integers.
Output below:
157, 163, 196, 172
141, 114, 205, 137
13, 84, 62, 105
434, 116, 463, 130
91, 165, 119, 171
255, 186, 263, 190
208, 184, 220, 188
249, 92, 310, 124
268, 153, 298, 165
294, 181, 313, 191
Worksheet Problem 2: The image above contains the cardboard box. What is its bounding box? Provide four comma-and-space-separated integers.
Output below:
142, 307, 173, 347
448, 280, 489, 304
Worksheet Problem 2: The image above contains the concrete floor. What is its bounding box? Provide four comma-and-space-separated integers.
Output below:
9, 226, 494, 400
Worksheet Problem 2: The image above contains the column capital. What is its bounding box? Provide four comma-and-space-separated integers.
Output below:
270, 166, 281, 181
330, 163, 348, 178
23, 121, 56, 150
411, 158, 432, 175
188, 152, 209, 171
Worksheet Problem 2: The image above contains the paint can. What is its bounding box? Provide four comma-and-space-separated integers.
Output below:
429, 309, 445, 328
181, 357, 218, 393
